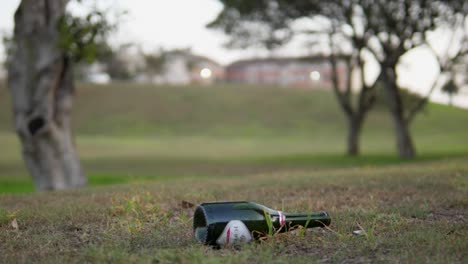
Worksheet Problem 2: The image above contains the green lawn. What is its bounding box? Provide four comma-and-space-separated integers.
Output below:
0, 157, 466, 263
0, 83, 467, 263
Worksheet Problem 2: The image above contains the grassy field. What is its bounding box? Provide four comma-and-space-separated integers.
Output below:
0, 83, 467, 263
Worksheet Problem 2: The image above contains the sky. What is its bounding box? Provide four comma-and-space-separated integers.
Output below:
0, 0, 321, 64
0, 1, 18, 62
0, 0, 466, 107
0, 0, 253, 64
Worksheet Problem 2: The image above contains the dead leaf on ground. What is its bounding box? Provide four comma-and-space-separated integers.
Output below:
180, 200, 195, 209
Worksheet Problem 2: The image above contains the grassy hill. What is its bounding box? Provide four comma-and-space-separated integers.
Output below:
0, 82, 467, 192
0, 82, 467, 262
1, 82, 467, 144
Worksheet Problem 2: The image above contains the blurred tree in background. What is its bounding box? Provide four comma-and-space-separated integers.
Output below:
7, 0, 113, 191
143, 48, 167, 80
210, 0, 467, 159
210, 1, 380, 156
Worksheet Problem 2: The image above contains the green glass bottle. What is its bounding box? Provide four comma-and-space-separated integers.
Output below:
193, 201, 331, 246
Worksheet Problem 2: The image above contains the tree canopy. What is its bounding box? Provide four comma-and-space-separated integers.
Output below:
210, 0, 467, 158
6, 0, 117, 190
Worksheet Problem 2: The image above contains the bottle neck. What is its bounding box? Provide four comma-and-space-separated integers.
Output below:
281, 211, 331, 229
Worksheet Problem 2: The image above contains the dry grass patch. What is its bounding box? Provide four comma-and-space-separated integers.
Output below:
1, 157, 467, 263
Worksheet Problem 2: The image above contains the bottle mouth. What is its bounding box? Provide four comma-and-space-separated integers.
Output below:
319, 211, 331, 226
193, 205, 209, 243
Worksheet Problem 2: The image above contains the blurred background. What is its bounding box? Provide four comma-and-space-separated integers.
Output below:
0, 0, 467, 193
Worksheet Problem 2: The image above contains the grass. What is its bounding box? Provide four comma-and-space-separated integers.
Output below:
0, 82, 467, 262
0, 158, 466, 263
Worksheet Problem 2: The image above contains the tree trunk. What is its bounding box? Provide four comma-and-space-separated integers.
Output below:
381, 67, 416, 159
346, 116, 362, 156
7, 0, 86, 191
392, 113, 415, 159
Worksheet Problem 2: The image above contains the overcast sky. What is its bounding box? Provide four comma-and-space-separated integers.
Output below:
0, 0, 466, 107
0, 0, 276, 65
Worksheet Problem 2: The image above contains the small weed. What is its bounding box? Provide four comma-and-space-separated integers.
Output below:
298, 214, 312, 237
110, 192, 164, 234
263, 210, 274, 236
0, 207, 17, 225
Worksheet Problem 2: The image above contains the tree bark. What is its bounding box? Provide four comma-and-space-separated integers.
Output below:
381, 66, 416, 159
328, 37, 374, 157
392, 112, 415, 159
346, 116, 363, 156
8, 0, 86, 191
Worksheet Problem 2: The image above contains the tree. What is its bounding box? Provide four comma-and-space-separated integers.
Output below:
98, 44, 139, 81
209, 0, 379, 156
428, 18, 467, 106
7, 0, 111, 190
441, 80, 458, 105
210, 0, 467, 159
143, 49, 167, 82
354, 0, 466, 158
323, 21, 379, 156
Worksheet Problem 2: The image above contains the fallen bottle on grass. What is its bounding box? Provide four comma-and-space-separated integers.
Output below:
193, 201, 331, 246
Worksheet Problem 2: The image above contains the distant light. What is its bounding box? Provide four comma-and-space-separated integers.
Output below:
310, 71, 321, 81
200, 68, 212, 79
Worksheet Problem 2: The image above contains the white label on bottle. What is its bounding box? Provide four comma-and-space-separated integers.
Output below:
216, 220, 252, 246
278, 211, 286, 226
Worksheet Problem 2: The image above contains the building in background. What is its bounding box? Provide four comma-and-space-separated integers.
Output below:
78, 48, 349, 89
225, 56, 347, 89
155, 49, 224, 85
79, 47, 225, 85
79, 62, 111, 84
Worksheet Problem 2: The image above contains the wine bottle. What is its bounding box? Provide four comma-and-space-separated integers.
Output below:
193, 201, 331, 246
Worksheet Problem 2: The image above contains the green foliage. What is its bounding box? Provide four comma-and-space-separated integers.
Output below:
58, 9, 114, 63
110, 192, 164, 234
100, 47, 135, 80
442, 79, 459, 96
144, 51, 167, 75
0, 207, 16, 225
298, 214, 312, 237
0, 207, 9, 224
208, 0, 303, 49
1, 34, 14, 68
263, 210, 274, 236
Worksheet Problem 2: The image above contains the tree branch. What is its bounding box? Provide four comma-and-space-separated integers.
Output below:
328, 31, 354, 117
405, 77, 439, 123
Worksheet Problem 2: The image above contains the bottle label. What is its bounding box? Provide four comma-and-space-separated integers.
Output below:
278, 211, 286, 226
216, 220, 252, 245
